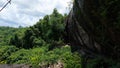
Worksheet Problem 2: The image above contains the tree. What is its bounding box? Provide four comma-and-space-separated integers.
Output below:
9, 8, 66, 49
22, 29, 34, 49
9, 34, 21, 48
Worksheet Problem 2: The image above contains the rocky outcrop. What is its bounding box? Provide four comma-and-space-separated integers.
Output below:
65, 0, 120, 59
39, 61, 64, 68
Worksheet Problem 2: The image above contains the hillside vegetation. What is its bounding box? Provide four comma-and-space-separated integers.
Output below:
0, 9, 82, 68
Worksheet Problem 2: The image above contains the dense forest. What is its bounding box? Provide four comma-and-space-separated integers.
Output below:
0, 0, 120, 68
0, 9, 81, 68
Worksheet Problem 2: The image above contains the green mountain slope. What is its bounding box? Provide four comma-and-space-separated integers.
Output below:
0, 9, 82, 68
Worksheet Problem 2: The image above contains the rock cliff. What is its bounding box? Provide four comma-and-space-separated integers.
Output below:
65, 0, 120, 59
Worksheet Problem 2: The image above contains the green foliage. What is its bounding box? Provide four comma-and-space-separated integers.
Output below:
9, 34, 22, 48
8, 8, 66, 49
0, 11, 81, 67
0, 46, 18, 63
35, 8, 65, 41
0, 27, 18, 45
0, 26, 26, 47
0, 45, 81, 68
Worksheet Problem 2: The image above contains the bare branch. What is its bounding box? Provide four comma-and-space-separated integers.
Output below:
0, 0, 11, 12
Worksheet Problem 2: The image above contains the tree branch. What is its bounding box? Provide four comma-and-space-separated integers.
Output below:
0, 0, 11, 12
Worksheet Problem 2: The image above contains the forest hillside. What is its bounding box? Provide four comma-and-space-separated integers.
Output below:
0, 9, 81, 68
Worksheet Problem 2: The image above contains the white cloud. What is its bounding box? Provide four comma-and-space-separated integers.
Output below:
0, 0, 71, 27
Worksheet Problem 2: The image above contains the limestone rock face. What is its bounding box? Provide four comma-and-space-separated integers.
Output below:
65, 0, 120, 59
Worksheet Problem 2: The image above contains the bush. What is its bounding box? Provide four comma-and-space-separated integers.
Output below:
1, 45, 82, 68
0, 46, 18, 63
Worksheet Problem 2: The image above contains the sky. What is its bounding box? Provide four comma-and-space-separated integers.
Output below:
0, 0, 71, 27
